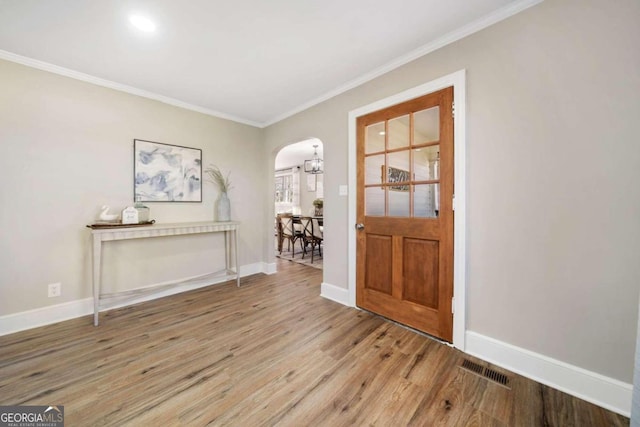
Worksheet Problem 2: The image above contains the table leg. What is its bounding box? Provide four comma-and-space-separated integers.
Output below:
235, 227, 240, 287
224, 230, 229, 273
92, 235, 102, 326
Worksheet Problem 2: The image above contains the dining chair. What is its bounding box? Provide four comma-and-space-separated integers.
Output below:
312, 217, 323, 255
301, 216, 323, 263
275, 214, 284, 253
280, 214, 304, 257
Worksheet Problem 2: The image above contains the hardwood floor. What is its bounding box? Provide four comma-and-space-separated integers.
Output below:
0, 259, 629, 426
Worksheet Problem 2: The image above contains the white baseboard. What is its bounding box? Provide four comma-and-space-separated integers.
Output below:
239, 262, 267, 277
0, 298, 95, 337
320, 282, 351, 306
263, 262, 277, 275
465, 331, 632, 417
0, 262, 270, 337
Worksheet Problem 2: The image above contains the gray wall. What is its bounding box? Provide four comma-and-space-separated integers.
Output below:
263, 0, 640, 383
0, 59, 265, 314
632, 295, 640, 424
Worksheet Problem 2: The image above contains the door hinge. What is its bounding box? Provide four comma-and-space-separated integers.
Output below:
452, 194, 456, 211
451, 297, 455, 314
452, 101, 455, 119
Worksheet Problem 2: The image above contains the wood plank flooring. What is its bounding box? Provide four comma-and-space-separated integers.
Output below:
0, 259, 629, 426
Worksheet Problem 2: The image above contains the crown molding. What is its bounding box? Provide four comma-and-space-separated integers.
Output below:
0, 0, 542, 128
262, 0, 543, 127
0, 49, 262, 128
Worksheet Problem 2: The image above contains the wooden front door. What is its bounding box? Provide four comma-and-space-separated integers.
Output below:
356, 87, 454, 342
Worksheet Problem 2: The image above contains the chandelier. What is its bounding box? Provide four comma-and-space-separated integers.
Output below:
304, 144, 323, 174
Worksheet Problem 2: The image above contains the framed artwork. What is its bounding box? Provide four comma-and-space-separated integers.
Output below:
306, 174, 317, 192
385, 166, 410, 192
134, 139, 202, 202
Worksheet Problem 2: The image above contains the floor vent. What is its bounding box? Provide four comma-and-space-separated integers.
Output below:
460, 359, 484, 375
460, 359, 510, 388
484, 367, 509, 387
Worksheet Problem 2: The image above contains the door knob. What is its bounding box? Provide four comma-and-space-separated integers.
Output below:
355, 223, 365, 230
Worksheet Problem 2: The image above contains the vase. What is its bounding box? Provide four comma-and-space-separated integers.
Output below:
217, 192, 231, 222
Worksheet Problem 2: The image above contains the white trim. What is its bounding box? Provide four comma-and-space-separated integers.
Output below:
0, 298, 94, 337
451, 73, 467, 349
0, 50, 261, 128
262, 0, 542, 127
1, 0, 541, 129
239, 261, 267, 277
320, 282, 350, 306
466, 331, 632, 417
347, 69, 467, 350
263, 262, 278, 275
0, 262, 268, 336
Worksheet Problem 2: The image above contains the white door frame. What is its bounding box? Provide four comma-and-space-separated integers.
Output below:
347, 69, 467, 350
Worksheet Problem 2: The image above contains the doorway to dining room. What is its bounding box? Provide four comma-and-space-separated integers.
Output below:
274, 138, 324, 270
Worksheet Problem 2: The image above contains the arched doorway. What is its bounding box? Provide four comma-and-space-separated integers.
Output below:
273, 138, 324, 268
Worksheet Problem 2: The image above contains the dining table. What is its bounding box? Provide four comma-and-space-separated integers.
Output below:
292, 215, 323, 226
276, 215, 323, 253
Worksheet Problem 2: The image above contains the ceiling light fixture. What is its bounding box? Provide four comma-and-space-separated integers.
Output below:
304, 145, 323, 174
129, 15, 156, 32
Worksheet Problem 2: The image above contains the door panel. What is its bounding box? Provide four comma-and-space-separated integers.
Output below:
356, 87, 454, 342
364, 235, 392, 295
403, 238, 439, 308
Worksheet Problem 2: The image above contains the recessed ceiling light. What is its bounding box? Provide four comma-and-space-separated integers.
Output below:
129, 15, 156, 32
378, 131, 386, 136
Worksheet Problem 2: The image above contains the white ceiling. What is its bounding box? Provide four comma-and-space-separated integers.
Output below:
0, 0, 534, 127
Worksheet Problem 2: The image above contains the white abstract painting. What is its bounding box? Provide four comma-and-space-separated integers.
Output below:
134, 139, 202, 202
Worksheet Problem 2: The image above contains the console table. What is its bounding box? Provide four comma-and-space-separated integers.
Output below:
88, 221, 240, 326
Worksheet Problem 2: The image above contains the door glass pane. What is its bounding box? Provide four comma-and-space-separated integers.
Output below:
388, 114, 410, 150
414, 184, 439, 218
389, 187, 410, 217
365, 154, 385, 185
365, 186, 385, 216
365, 122, 385, 154
413, 106, 439, 144
412, 145, 439, 181
387, 150, 410, 187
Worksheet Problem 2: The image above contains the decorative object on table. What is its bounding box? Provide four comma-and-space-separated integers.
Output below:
216, 192, 231, 222
134, 139, 202, 202
98, 205, 120, 222
134, 196, 150, 222
304, 144, 323, 174
121, 206, 139, 224
204, 164, 233, 222
313, 198, 323, 217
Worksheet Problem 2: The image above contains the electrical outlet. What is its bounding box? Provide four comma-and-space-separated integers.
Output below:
48, 282, 61, 298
